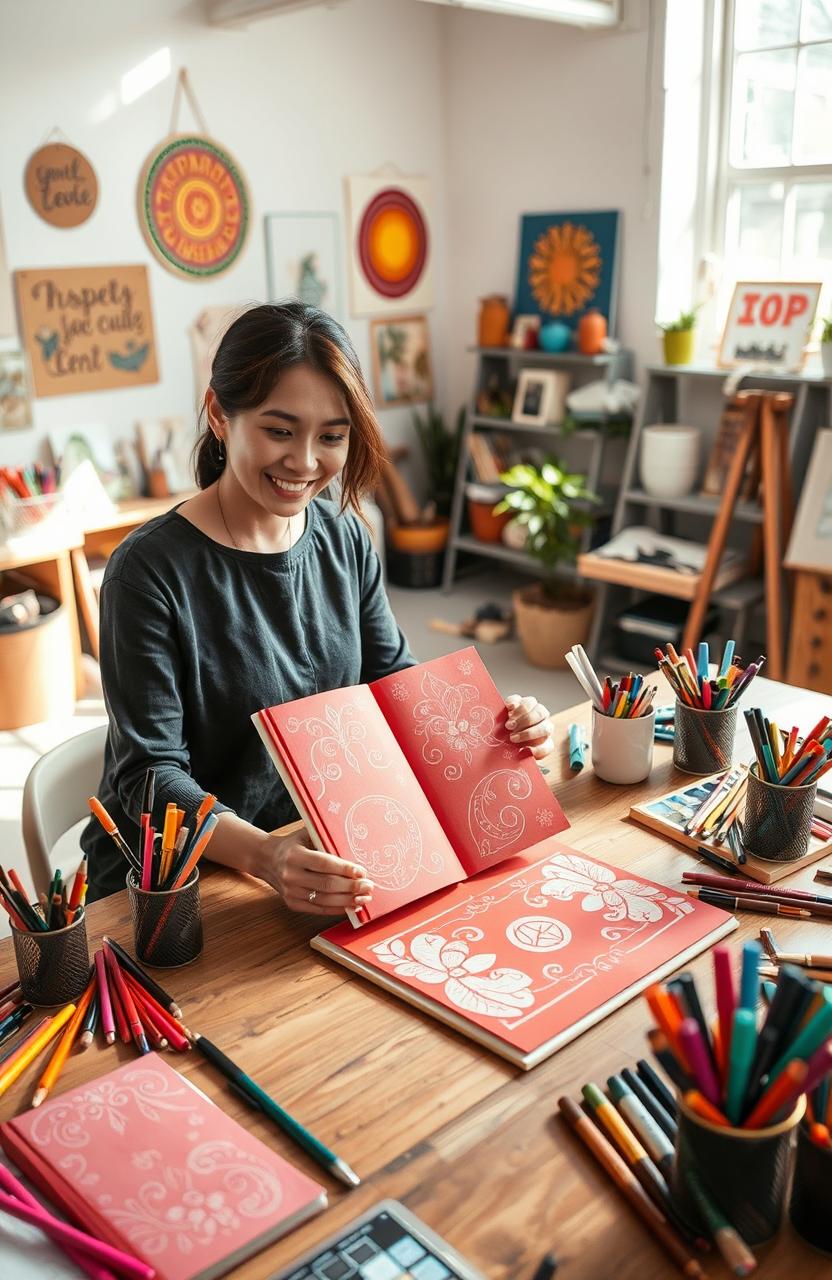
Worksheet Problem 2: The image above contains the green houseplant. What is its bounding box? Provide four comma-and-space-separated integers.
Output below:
821, 315, 832, 377
658, 307, 698, 366
411, 404, 465, 519
495, 460, 598, 669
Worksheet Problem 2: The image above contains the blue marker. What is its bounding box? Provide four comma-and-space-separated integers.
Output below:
697, 641, 709, 685
739, 941, 761, 1013
718, 639, 735, 678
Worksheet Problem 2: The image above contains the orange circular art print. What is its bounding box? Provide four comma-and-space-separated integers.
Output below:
138, 135, 250, 279
357, 187, 428, 299
528, 222, 601, 316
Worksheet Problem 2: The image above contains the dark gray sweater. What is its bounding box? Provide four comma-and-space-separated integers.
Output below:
81, 499, 413, 900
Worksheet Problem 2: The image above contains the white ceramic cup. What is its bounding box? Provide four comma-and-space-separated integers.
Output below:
591, 706, 655, 784
639, 424, 701, 498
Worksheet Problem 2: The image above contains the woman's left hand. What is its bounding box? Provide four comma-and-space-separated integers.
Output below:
505, 693, 554, 760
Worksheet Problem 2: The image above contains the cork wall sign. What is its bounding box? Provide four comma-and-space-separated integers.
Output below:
24, 142, 98, 228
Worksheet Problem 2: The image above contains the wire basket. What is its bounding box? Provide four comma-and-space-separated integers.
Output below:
673, 699, 738, 775
127, 869, 203, 968
0, 492, 80, 554
11, 910, 90, 1006
743, 764, 816, 862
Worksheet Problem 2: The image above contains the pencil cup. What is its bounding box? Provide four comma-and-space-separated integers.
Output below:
11, 909, 90, 1006
673, 700, 737, 775
591, 707, 655, 784
671, 1094, 803, 1245
742, 764, 816, 862
790, 1123, 832, 1257
126, 869, 203, 968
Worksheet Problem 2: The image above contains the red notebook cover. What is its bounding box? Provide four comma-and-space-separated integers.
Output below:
312, 838, 737, 1069
253, 648, 568, 926
0, 1056, 326, 1280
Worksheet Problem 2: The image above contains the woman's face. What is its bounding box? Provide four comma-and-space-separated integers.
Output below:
211, 362, 351, 516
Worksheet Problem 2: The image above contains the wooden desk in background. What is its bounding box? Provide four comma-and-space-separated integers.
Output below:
0, 676, 830, 1278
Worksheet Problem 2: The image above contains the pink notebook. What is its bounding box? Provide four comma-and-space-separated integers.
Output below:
312, 838, 736, 1069
253, 647, 569, 925
0, 1056, 326, 1280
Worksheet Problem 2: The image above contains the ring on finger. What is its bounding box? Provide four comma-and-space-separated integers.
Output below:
307, 889, 317, 903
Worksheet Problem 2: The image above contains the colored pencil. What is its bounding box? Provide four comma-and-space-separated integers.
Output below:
0, 1003, 75, 1098
0, 1189, 154, 1280
104, 946, 149, 1055
101, 936, 183, 1018
32, 979, 95, 1107
94, 948, 116, 1045
683, 1168, 756, 1276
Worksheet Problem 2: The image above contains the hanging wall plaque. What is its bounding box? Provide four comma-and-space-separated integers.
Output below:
24, 142, 98, 228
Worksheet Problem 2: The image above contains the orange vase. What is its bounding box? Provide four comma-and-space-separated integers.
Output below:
478, 295, 510, 348
577, 308, 607, 355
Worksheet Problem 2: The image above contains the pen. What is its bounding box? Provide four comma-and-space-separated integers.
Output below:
191, 1031, 361, 1187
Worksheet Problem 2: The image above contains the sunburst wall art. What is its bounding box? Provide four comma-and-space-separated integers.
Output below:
346, 174, 433, 317
514, 210, 620, 333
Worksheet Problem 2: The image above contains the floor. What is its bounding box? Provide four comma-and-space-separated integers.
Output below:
0, 572, 582, 940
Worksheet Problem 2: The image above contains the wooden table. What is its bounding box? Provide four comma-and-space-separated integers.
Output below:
1, 675, 830, 1279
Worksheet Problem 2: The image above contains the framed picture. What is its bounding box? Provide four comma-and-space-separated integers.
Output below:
346, 174, 433, 317
785, 429, 832, 573
509, 314, 541, 349
511, 369, 570, 427
514, 210, 620, 333
264, 212, 343, 320
0, 349, 33, 431
370, 314, 433, 408
717, 281, 821, 371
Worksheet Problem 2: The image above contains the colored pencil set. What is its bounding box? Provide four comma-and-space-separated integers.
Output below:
0, 463, 59, 500
88, 768, 218, 893
0, 859, 87, 934
744, 709, 832, 788
565, 644, 657, 719
558, 1055, 757, 1276
655, 640, 763, 711
644, 944, 832, 1133
681, 766, 747, 859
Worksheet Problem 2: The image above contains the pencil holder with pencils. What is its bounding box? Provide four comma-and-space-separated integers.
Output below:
11, 910, 90, 1006
790, 1120, 832, 1256
671, 1094, 803, 1245
743, 765, 816, 862
672, 700, 737, 776
126, 869, 203, 968
591, 706, 655, 784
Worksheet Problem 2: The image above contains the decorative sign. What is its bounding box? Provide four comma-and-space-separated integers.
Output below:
24, 142, 98, 228
138, 135, 250, 279
718, 281, 822, 371
346, 174, 433, 316
14, 264, 159, 398
514, 210, 620, 332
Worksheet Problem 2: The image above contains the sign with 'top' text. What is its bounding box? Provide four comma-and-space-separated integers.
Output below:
718, 281, 822, 372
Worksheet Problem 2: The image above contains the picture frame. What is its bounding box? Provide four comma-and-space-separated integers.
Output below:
514, 210, 620, 333
785, 429, 832, 573
264, 211, 343, 321
346, 174, 433, 318
509, 314, 541, 349
717, 281, 822, 372
370, 314, 433, 408
0, 349, 33, 431
511, 369, 570, 427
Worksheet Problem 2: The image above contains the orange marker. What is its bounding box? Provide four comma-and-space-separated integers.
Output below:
683, 1090, 731, 1128
87, 797, 140, 874
645, 984, 689, 1069
743, 1060, 808, 1129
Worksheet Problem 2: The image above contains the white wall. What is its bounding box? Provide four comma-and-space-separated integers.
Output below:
0, 0, 448, 486
440, 0, 665, 414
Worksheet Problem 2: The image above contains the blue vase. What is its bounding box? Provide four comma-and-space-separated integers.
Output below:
538, 321, 572, 353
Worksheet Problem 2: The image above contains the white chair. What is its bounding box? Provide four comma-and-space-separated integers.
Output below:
21, 724, 108, 891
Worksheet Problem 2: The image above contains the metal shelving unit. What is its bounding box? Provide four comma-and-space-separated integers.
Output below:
442, 345, 634, 591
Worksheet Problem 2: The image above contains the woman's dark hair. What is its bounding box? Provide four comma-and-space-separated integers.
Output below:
194, 302, 383, 512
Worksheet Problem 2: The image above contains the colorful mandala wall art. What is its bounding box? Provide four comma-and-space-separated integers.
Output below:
137, 135, 250, 279
346, 174, 433, 316
514, 210, 620, 333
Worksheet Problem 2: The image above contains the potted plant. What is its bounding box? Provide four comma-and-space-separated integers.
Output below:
821, 316, 832, 377
658, 307, 698, 366
495, 460, 598, 669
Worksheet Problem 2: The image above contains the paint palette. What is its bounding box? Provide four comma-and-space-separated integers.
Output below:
273, 1200, 485, 1280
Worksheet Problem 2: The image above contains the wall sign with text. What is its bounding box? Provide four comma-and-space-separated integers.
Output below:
24, 143, 98, 228
14, 264, 159, 398
718, 281, 821, 372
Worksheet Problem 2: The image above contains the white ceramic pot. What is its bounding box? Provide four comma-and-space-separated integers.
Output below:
591, 706, 655, 784
639, 424, 701, 499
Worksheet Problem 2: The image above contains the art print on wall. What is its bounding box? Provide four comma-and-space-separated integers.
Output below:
15, 264, 159, 397
24, 141, 98, 228
514, 210, 620, 332
346, 174, 433, 316
370, 314, 433, 407
264, 212, 343, 319
0, 350, 33, 431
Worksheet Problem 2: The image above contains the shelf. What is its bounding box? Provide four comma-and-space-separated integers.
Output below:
623, 488, 763, 524
451, 535, 576, 578
471, 415, 607, 438
468, 346, 614, 366
644, 362, 832, 385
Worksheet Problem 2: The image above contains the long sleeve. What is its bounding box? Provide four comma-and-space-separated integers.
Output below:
357, 530, 416, 682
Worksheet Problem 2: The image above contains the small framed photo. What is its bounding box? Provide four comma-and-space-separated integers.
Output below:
511, 369, 570, 426
264, 211, 343, 320
370, 314, 433, 408
509, 314, 541, 349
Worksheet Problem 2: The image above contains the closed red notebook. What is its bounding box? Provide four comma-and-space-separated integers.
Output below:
253, 647, 568, 925
0, 1056, 326, 1280
312, 838, 736, 1068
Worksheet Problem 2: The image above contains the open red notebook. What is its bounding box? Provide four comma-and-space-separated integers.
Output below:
253, 648, 568, 925
0, 1056, 326, 1280
312, 838, 736, 1069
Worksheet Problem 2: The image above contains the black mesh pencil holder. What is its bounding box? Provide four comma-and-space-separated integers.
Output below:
743, 764, 816, 862
790, 1122, 832, 1257
672, 699, 737, 775
671, 1094, 803, 1246
11, 910, 90, 1006
126, 869, 203, 968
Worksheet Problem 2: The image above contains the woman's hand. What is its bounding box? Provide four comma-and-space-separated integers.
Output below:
263, 831, 374, 916
505, 693, 554, 760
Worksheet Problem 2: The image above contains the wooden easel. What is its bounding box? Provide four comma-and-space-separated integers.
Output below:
683, 391, 795, 679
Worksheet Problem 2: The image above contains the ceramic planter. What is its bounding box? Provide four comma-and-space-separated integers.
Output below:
639, 424, 701, 498
663, 329, 695, 365
513, 584, 594, 669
